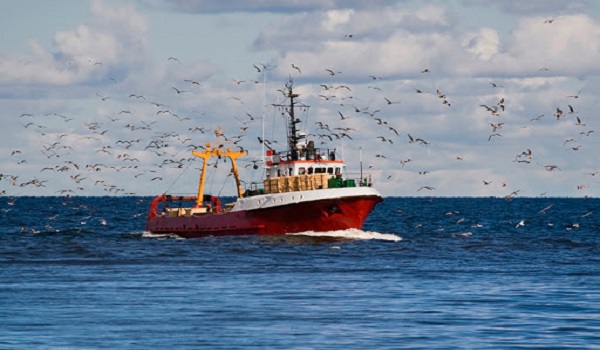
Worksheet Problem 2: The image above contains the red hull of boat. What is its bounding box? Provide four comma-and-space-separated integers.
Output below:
145, 195, 381, 238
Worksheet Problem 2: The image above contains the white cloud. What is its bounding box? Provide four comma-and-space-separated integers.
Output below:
0, 0, 149, 86
463, 28, 500, 61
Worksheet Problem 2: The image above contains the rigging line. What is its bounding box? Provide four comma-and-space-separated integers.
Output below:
302, 103, 310, 138
163, 158, 194, 194
270, 95, 281, 147
207, 157, 219, 195
217, 172, 229, 197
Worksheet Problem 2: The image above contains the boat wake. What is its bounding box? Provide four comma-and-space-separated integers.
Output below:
287, 228, 401, 242
141, 231, 185, 240
139, 229, 401, 242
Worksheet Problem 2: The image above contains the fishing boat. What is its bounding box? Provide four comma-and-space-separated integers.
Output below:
145, 81, 382, 238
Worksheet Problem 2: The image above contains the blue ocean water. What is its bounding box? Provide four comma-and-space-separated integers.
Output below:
1, 197, 599, 349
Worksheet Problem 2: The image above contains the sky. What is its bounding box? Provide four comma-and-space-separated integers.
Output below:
1, 0, 600, 198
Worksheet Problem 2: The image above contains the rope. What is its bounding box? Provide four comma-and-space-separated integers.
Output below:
163, 158, 194, 194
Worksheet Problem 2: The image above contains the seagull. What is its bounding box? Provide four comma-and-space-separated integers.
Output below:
184, 79, 202, 85
539, 204, 554, 214
490, 123, 504, 132
374, 118, 387, 125
554, 107, 564, 119
384, 97, 400, 105
171, 86, 187, 94
291, 64, 301, 74
567, 89, 582, 99
515, 219, 525, 228
400, 159, 411, 166
488, 133, 502, 141
96, 93, 110, 101
497, 97, 505, 111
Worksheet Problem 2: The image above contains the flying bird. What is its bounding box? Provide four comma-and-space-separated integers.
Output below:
171, 86, 187, 94
554, 107, 564, 119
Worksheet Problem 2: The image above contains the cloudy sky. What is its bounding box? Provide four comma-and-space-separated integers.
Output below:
1, 0, 599, 198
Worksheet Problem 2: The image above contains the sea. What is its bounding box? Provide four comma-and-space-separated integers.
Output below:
1, 196, 599, 349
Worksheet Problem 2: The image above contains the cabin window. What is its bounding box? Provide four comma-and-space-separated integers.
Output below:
277, 169, 281, 177
307, 167, 314, 175
327, 167, 334, 174
299, 167, 306, 175
289, 168, 293, 176
335, 167, 341, 176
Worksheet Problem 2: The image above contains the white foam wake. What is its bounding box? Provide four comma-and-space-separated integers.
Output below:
287, 228, 402, 242
141, 231, 185, 239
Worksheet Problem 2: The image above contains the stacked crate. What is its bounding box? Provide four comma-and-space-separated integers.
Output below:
263, 174, 330, 194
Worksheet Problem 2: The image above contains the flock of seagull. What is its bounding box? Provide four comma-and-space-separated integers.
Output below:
2, 25, 598, 206
3, 65, 597, 200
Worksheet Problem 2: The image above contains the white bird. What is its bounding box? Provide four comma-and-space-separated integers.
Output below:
515, 219, 525, 228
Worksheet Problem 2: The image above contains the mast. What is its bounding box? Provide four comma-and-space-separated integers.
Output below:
281, 80, 308, 160
286, 81, 299, 160
191, 126, 247, 206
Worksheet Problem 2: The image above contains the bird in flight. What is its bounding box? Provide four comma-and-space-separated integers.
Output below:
96, 93, 110, 101
554, 107, 564, 120
567, 89, 583, 99
184, 79, 202, 85
515, 219, 525, 228
384, 97, 400, 105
